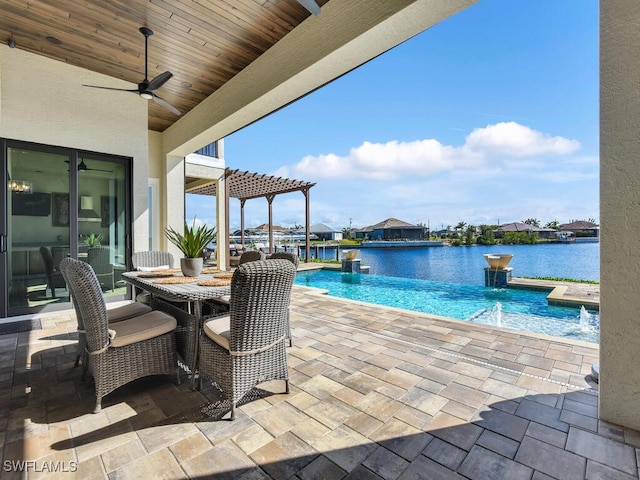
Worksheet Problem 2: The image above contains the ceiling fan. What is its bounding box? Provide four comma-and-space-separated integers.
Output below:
65, 159, 112, 173
83, 27, 181, 116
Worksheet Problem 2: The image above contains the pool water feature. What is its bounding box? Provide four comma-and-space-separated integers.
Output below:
295, 270, 599, 344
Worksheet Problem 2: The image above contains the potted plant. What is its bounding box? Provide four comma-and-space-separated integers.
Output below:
164, 218, 217, 277
83, 233, 103, 247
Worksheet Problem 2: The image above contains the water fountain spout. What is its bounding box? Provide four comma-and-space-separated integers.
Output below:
579, 306, 592, 332
490, 302, 503, 328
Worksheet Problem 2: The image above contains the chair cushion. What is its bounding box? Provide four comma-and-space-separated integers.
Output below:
203, 314, 231, 350
109, 310, 177, 348
107, 302, 152, 323
137, 265, 169, 272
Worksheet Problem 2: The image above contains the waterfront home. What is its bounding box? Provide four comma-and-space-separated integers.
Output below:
310, 223, 343, 242
355, 217, 426, 241
560, 221, 600, 241
495, 222, 557, 240
0, 0, 639, 475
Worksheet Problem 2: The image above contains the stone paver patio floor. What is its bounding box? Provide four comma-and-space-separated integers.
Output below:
1, 286, 638, 479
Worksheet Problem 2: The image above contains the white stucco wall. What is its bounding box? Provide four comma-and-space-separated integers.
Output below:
599, 0, 640, 430
0, 45, 149, 252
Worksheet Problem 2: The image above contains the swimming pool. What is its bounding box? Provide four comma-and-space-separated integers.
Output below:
294, 269, 599, 344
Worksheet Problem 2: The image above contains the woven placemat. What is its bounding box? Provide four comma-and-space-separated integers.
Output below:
197, 278, 232, 287
138, 270, 175, 278
214, 272, 234, 279
201, 267, 220, 274
154, 277, 198, 284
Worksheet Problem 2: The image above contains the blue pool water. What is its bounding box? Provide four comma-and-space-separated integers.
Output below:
295, 269, 599, 344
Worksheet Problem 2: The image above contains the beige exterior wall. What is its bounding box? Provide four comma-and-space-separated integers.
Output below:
0, 45, 150, 253
185, 157, 227, 267
599, 0, 640, 430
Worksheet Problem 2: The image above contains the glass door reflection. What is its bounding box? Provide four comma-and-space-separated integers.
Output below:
7, 147, 70, 314
77, 156, 128, 295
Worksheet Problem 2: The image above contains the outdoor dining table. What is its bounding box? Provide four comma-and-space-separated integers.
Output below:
121, 270, 231, 389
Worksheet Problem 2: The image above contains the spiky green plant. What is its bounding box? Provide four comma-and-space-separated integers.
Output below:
164, 218, 217, 258
83, 233, 103, 247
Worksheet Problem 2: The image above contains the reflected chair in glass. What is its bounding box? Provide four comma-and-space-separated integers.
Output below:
198, 259, 296, 420
39, 246, 67, 298
60, 257, 178, 413
87, 246, 115, 291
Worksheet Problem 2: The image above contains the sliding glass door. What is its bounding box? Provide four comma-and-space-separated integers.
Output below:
0, 140, 132, 318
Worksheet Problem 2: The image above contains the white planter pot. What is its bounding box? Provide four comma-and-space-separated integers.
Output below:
180, 257, 203, 277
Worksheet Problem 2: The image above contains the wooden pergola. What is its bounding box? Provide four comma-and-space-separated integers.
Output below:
187, 168, 315, 269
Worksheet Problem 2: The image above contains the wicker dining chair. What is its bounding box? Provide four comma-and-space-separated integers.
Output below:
198, 259, 296, 420
205, 250, 266, 314
267, 252, 299, 346
238, 250, 265, 264
39, 246, 67, 298
87, 246, 115, 291
71, 298, 153, 372
132, 251, 174, 270
131, 251, 175, 303
60, 257, 178, 413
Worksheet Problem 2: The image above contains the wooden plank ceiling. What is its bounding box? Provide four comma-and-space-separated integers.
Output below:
0, 0, 328, 132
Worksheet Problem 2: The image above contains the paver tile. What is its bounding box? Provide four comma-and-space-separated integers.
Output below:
514, 435, 586, 480
368, 417, 432, 461
422, 437, 466, 470
458, 445, 533, 480
107, 447, 184, 480
397, 454, 464, 480
311, 425, 378, 472
566, 427, 637, 476
362, 446, 409, 480
476, 429, 520, 459
251, 432, 318, 479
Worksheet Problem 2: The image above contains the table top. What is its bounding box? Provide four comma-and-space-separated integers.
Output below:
122, 271, 231, 303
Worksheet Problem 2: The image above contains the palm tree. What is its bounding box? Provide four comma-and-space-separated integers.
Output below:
523, 218, 540, 227
545, 220, 560, 230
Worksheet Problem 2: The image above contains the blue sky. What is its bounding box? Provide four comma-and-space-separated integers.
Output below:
187, 0, 598, 232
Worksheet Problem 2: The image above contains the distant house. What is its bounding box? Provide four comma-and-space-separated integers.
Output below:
310, 223, 343, 241
432, 228, 456, 238
355, 218, 425, 240
252, 223, 288, 232
560, 220, 600, 238
495, 222, 556, 240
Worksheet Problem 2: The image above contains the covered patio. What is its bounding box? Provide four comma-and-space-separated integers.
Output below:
1, 0, 640, 476
3, 283, 632, 479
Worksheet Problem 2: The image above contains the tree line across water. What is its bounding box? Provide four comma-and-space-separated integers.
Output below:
338, 218, 598, 246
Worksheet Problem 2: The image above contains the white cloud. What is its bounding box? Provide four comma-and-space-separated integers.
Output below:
464, 121, 581, 157
289, 121, 581, 181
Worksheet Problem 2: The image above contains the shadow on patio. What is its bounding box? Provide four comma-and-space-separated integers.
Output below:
1, 291, 639, 478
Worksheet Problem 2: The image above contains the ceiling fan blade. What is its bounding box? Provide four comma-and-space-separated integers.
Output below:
297, 0, 321, 15
152, 94, 182, 116
82, 84, 139, 93
147, 71, 173, 91
87, 168, 113, 172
